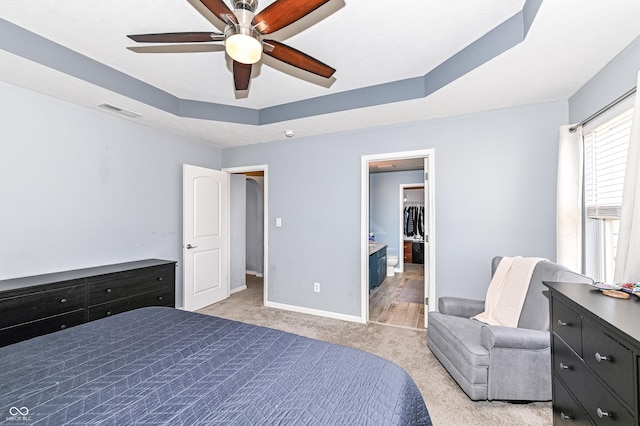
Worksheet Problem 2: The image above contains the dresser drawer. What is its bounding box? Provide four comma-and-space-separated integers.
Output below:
87, 266, 174, 306
0, 310, 85, 347
554, 334, 588, 390
87, 288, 174, 321
552, 298, 583, 357
582, 319, 634, 408
0, 285, 85, 329
553, 376, 591, 425
553, 336, 634, 424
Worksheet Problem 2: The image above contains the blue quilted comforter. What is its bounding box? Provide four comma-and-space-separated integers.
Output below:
0, 307, 431, 425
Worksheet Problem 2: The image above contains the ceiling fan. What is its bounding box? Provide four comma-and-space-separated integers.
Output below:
127, 0, 336, 91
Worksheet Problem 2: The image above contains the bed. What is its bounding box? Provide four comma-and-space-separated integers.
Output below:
0, 307, 431, 425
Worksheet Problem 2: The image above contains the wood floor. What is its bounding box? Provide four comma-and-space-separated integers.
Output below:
369, 263, 425, 329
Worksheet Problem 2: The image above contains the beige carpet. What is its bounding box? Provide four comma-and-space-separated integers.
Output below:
197, 276, 552, 426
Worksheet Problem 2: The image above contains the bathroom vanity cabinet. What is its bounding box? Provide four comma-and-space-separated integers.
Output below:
369, 244, 387, 291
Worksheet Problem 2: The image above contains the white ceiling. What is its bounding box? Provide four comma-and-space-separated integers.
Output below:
1, 0, 640, 148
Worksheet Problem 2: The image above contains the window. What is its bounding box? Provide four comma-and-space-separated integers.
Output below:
583, 108, 633, 282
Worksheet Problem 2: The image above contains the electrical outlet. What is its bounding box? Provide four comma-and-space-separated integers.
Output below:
314, 282, 320, 293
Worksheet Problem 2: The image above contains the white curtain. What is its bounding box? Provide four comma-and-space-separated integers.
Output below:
614, 71, 640, 283
556, 125, 583, 272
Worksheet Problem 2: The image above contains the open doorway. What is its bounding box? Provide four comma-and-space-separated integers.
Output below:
224, 165, 268, 307
361, 150, 435, 328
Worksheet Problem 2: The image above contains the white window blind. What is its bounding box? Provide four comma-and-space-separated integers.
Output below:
584, 108, 633, 219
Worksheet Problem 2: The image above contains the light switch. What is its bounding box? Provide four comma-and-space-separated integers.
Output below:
276, 217, 282, 227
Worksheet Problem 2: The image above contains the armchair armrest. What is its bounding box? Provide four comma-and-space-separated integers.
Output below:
481, 325, 550, 351
438, 297, 485, 318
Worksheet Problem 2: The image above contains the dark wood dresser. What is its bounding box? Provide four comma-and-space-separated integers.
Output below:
0, 259, 176, 347
545, 281, 640, 425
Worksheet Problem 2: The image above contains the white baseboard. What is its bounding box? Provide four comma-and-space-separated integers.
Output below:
245, 270, 263, 277
230, 285, 247, 295
264, 300, 365, 324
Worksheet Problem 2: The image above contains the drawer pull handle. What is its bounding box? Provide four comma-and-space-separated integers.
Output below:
106, 311, 112, 316
595, 352, 609, 362
597, 408, 610, 418
158, 296, 163, 301
158, 277, 164, 281
106, 288, 112, 294
60, 298, 67, 303
559, 362, 570, 370
60, 325, 66, 330
557, 320, 568, 326
560, 412, 571, 420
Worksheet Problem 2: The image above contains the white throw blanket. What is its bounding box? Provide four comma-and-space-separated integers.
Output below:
472, 256, 546, 327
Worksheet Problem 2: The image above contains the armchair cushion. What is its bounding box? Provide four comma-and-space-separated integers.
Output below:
429, 312, 489, 368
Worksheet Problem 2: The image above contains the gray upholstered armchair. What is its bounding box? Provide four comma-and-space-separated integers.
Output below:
427, 256, 592, 401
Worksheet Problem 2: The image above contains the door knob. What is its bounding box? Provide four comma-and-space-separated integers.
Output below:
186, 244, 198, 249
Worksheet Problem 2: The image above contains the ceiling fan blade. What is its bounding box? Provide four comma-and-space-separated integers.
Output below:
127, 32, 225, 43
200, 0, 238, 24
263, 40, 335, 78
233, 61, 252, 90
252, 0, 330, 34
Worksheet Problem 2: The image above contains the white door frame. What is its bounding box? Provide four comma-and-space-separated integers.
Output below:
223, 165, 269, 306
361, 149, 436, 327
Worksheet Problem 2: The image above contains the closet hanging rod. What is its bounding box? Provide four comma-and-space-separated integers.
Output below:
569, 86, 636, 133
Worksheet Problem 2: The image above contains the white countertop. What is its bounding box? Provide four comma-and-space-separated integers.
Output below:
368, 243, 387, 256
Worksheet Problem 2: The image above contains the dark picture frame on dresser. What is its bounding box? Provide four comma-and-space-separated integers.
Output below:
545, 281, 640, 425
0, 259, 176, 347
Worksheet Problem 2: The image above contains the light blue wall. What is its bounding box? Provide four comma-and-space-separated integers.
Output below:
222, 101, 568, 315
246, 177, 264, 275
569, 35, 640, 124
230, 174, 247, 291
370, 170, 424, 258
0, 81, 222, 308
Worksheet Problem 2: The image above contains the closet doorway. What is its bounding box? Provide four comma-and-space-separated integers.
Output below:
224, 165, 268, 308
361, 149, 435, 329
399, 184, 425, 274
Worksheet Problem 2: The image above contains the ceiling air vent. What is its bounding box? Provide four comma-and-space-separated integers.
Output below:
98, 103, 141, 118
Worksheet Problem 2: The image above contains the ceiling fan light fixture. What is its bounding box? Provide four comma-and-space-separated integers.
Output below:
126, 0, 336, 92
225, 22, 262, 64
226, 33, 262, 64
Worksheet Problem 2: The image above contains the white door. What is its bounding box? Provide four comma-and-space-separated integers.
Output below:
183, 164, 230, 311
